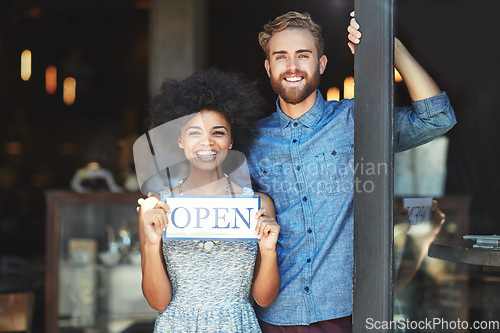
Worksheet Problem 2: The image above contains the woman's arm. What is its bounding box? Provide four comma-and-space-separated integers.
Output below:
251, 193, 281, 307
138, 196, 173, 310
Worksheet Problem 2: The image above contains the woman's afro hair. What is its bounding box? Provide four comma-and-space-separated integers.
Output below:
146, 68, 265, 156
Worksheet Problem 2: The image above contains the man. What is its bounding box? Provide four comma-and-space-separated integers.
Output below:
247, 11, 456, 332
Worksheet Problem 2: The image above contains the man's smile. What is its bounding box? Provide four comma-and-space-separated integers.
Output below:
283, 75, 304, 83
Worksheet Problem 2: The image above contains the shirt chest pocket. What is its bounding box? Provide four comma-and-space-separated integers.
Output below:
314, 144, 354, 195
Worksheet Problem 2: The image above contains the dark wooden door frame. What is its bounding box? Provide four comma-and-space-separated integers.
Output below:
353, 0, 394, 332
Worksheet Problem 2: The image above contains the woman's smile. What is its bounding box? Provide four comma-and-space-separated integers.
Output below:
195, 148, 218, 161
178, 109, 233, 172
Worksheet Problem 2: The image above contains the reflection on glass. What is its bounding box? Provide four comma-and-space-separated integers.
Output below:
395, 201, 445, 292
393, 199, 454, 332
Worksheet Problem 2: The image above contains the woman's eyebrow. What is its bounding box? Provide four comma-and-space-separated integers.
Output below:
185, 125, 202, 131
212, 125, 228, 130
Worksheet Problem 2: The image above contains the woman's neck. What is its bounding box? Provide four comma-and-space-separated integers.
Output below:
180, 168, 228, 195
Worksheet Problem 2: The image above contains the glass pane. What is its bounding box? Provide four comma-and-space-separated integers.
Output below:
393, 1, 500, 331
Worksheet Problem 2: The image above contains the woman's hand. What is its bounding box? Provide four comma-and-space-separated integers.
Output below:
138, 196, 170, 245
429, 200, 446, 238
252, 195, 280, 307
137, 195, 173, 311
255, 207, 280, 252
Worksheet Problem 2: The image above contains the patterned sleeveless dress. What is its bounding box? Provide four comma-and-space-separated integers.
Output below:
153, 187, 261, 333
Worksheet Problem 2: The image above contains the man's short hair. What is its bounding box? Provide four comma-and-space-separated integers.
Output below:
258, 11, 325, 59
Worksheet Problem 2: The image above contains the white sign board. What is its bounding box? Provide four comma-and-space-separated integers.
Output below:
162, 196, 260, 241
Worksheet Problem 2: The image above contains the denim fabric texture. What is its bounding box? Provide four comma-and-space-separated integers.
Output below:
248, 90, 456, 325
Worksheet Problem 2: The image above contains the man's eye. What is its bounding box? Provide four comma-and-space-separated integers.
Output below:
298, 54, 309, 58
275, 55, 285, 60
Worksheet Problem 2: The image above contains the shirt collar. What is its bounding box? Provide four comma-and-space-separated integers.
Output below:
276, 90, 326, 129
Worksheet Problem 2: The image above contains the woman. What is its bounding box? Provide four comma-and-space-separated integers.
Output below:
137, 69, 280, 332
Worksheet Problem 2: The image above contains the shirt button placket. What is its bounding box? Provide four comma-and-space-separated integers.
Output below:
306, 226, 313, 296
291, 122, 312, 300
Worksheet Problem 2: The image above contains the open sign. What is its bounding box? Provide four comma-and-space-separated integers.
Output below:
162, 196, 260, 241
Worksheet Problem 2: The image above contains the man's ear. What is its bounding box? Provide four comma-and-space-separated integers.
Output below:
319, 55, 328, 75
264, 59, 271, 78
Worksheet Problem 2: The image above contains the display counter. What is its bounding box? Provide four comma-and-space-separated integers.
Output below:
45, 190, 156, 333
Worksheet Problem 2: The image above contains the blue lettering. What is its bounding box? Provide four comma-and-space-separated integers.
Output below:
232, 208, 252, 229
213, 208, 230, 229
170, 207, 190, 228
195, 207, 210, 228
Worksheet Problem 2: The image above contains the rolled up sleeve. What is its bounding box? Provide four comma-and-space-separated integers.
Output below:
395, 91, 457, 152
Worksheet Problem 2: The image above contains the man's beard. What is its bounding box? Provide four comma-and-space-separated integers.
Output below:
269, 68, 321, 105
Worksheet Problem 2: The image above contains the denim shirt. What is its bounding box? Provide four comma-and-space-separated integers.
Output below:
248, 90, 456, 325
